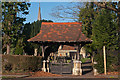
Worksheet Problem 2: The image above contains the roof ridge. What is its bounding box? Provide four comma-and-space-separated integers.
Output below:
42, 22, 82, 24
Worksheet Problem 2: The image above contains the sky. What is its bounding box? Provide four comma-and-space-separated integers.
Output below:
22, 1, 118, 24
23, 2, 73, 24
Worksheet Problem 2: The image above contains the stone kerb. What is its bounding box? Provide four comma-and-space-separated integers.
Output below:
72, 60, 82, 75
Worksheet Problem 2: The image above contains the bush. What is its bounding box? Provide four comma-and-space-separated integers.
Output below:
15, 47, 23, 55
94, 53, 118, 73
94, 53, 104, 73
4, 63, 12, 71
80, 58, 90, 63
106, 53, 118, 72
2, 55, 43, 73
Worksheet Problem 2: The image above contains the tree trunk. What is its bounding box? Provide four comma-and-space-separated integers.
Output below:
7, 44, 10, 54
118, 2, 120, 50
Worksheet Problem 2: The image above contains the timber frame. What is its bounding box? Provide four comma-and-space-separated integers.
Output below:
28, 22, 92, 60
30, 41, 91, 60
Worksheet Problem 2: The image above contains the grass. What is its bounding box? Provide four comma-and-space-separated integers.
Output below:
2, 76, 17, 79
109, 76, 115, 78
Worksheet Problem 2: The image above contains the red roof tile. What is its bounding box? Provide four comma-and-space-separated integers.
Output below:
27, 22, 92, 42
62, 45, 76, 50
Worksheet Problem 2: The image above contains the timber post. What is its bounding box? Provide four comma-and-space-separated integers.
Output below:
103, 46, 107, 75
77, 44, 81, 60
41, 46, 45, 58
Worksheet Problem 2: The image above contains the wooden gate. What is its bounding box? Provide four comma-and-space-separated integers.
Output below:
50, 62, 73, 74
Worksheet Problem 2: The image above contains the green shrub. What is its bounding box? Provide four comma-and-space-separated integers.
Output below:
94, 53, 118, 73
4, 63, 12, 71
81, 58, 90, 63
106, 53, 118, 72
15, 47, 23, 55
94, 53, 104, 73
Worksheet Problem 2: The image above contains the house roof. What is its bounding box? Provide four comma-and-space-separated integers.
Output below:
27, 22, 92, 42
62, 45, 76, 50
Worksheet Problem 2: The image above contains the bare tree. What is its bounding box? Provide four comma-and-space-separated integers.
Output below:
50, 2, 85, 22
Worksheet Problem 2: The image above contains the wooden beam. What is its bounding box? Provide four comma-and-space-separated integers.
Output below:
41, 46, 45, 58
40, 45, 48, 59
77, 44, 81, 60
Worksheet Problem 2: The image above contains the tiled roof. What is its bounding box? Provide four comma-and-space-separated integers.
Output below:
27, 22, 92, 42
62, 45, 76, 50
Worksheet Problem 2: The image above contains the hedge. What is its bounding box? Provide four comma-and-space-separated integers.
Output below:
2, 55, 43, 73
94, 53, 118, 73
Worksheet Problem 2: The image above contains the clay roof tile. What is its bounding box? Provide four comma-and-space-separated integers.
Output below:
27, 22, 92, 42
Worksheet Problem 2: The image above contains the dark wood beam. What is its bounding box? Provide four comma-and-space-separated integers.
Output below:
41, 45, 45, 58
30, 41, 92, 46
77, 44, 81, 60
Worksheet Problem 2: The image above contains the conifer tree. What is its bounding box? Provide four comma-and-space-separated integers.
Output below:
2, 2, 30, 54
23, 20, 53, 55
92, 9, 118, 50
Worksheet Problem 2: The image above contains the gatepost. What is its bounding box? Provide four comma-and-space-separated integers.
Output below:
72, 60, 82, 75
42, 60, 46, 72
47, 60, 50, 72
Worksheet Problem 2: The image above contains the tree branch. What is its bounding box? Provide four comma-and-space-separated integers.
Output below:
94, 2, 118, 12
